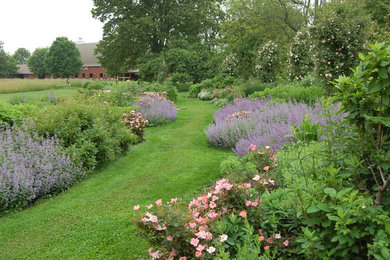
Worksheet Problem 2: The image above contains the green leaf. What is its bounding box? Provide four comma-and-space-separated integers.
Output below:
302, 218, 322, 226
327, 215, 341, 222
381, 247, 390, 259
381, 60, 390, 67
358, 52, 365, 61
384, 95, 390, 106
379, 68, 388, 79
307, 205, 320, 213
316, 203, 332, 212
324, 188, 337, 197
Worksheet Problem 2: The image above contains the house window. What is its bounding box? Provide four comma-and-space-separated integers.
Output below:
82, 73, 86, 78
100, 73, 103, 78
90, 73, 93, 78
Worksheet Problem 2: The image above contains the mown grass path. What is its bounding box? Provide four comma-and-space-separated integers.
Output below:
0, 94, 232, 259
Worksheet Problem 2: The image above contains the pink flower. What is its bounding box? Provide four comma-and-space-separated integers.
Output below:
212, 195, 219, 201
283, 240, 289, 247
146, 204, 153, 209
251, 201, 258, 207
189, 222, 197, 228
190, 238, 200, 247
170, 198, 178, 203
208, 211, 218, 219
245, 201, 252, 207
263, 166, 270, 171
248, 144, 257, 151
195, 251, 202, 258
155, 199, 162, 206
252, 175, 260, 181
151, 216, 158, 223
274, 233, 281, 239
167, 236, 173, 241
259, 236, 265, 241
239, 211, 247, 218
222, 183, 233, 190
196, 245, 205, 252
179, 257, 187, 260
133, 205, 140, 210
264, 246, 270, 250
220, 234, 228, 242
209, 201, 217, 209
244, 183, 251, 188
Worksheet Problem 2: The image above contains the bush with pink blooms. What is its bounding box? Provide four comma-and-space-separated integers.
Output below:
122, 110, 148, 142
133, 146, 293, 259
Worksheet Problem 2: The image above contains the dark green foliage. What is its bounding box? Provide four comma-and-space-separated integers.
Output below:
0, 42, 17, 78
45, 37, 83, 79
290, 116, 323, 144
334, 42, 390, 205
32, 101, 137, 172
13, 48, 30, 65
0, 103, 27, 125
27, 48, 49, 78
241, 80, 277, 97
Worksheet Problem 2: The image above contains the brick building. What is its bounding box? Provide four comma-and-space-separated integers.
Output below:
15, 43, 138, 80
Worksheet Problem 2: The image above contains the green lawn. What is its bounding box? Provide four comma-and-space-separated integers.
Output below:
0, 93, 232, 259
0, 87, 80, 102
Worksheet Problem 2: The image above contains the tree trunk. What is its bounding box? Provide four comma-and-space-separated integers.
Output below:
375, 174, 390, 205
66, 77, 70, 86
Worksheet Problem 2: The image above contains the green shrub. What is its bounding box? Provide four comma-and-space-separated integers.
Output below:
0, 103, 32, 125
241, 80, 277, 97
251, 85, 326, 105
310, 0, 372, 92
171, 72, 193, 92
255, 41, 281, 83
32, 101, 137, 172
288, 29, 314, 81
188, 83, 203, 98
198, 89, 213, 101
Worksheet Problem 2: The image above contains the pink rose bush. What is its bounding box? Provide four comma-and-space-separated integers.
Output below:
133, 148, 291, 259
122, 110, 148, 142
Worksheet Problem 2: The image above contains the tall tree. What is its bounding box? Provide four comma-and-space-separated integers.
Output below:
27, 48, 49, 79
92, 0, 224, 78
45, 37, 83, 84
0, 41, 17, 78
13, 48, 31, 64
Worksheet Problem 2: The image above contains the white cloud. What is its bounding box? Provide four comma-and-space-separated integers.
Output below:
0, 0, 103, 54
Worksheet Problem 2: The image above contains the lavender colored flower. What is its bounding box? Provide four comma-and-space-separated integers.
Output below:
135, 95, 177, 125
205, 98, 344, 157
0, 123, 84, 211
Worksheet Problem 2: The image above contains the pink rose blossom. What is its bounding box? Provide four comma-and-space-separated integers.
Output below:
274, 233, 281, 239
189, 222, 197, 228
179, 257, 187, 260
195, 251, 202, 258
212, 195, 219, 201
133, 205, 140, 210
209, 201, 217, 209
190, 238, 199, 247
248, 144, 257, 151
239, 211, 247, 218
167, 236, 173, 241
283, 240, 289, 247
151, 216, 158, 223
259, 236, 265, 241
196, 245, 205, 252
264, 246, 270, 250
170, 198, 178, 203
263, 166, 270, 171
146, 204, 153, 209
252, 175, 260, 181
245, 200, 252, 207
244, 183, 251, 188
155, 199, 162, 206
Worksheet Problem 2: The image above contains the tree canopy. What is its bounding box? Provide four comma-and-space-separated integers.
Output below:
0, 41, 17, 78
27, 48, 49, 79
45, 37, 83, 79
92, 0, 224, 79
13, 48, 31, 65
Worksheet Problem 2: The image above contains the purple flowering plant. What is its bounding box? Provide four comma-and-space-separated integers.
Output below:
135, 94, 177, 125
205, 98, 344, 157
0, 122, 84, 212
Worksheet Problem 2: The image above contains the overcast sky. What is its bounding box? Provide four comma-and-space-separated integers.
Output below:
0, 0, 103, 54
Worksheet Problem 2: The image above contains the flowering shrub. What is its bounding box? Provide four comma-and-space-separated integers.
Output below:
135, 95, 177, 125
134, 175, 286, 259
205, 98, 343, 157
288, 29, 314, 81
122, 111, 148, 141
255, 41, 281, 83
0, 123, 83, 211
310, 0, 371, 91
198, 89, 213, 101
